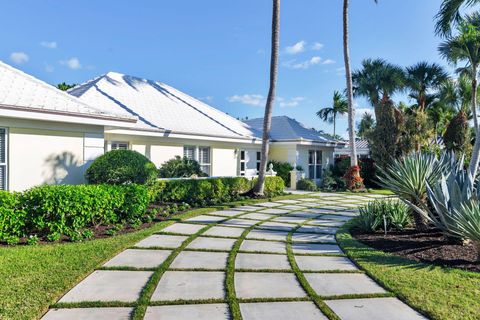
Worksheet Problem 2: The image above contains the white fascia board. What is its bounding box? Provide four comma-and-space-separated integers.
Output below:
271, 140, 340, 147
0, 108, 137, 128
105, 128, 262, 145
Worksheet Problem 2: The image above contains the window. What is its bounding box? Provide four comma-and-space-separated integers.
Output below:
0, 128, 7, 190
198, 147, 211, 175
239, 150, 246, 176
256, 151, 261, 172
111, 141, 129, 150
183, 146, 196, 160
308, 150, 322, 180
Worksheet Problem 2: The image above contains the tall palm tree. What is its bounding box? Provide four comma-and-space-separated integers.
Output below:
252, 0, 280, 196
316, 91, 348, 137
435, 0, 480, 36
439, 12, 480, 177
357, 112, 375, 139
405, 62, 449, 112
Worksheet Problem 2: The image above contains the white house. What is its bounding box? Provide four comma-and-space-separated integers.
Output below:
334, 139, 370, 158
244, 116, 345, 182
0, 61, 341, 191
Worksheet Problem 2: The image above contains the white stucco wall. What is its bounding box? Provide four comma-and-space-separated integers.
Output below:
1, 117, 105, 191
212, 148, 237, 176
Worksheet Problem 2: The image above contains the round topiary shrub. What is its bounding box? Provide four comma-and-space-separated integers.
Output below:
85, 150, 158, 185
296, 178, 318, 191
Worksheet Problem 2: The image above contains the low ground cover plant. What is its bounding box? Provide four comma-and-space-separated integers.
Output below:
356, 199, 411, 232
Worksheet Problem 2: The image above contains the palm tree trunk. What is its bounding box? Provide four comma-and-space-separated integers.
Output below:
343, 0, 358, 167
333, 114, 336, 137
469, 67, 480, 178
252, 0, 280, 195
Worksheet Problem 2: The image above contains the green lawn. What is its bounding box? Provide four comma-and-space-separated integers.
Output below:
336, 223, 480, 320
0, 194, 307, 320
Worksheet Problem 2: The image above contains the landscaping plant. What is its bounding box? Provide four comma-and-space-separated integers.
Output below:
296, 178, 318, 191
268, 160, 294, 187
157, 156, 207, 178
356, 199, 411, 232
85, 149, 158, 185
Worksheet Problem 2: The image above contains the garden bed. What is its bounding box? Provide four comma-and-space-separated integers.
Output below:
351, 228, 480, 273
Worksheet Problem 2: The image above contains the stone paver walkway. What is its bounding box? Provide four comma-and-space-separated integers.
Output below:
42, 192, 428, 320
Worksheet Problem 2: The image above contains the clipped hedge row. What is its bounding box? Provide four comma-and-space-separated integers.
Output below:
151, 176, 285, 206
0, 184, 150, 244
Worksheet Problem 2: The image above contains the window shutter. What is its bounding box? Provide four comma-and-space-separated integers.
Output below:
0, 128, 5, 164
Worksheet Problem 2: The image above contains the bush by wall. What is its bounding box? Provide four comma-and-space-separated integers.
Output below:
297, 178, 318, 191
0, 184, 150, 244
158, 156, 207, 178
85, 150, 158, 185
269, 160, 293, 187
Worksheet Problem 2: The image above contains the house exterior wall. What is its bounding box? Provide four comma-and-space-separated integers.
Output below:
0, 117, 105, 191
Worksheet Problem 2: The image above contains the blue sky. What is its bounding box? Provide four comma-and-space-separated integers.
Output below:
1, 0, 447, 138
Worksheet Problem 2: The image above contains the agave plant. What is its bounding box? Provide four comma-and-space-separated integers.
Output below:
376, 152, 447, 231
356, 201, 383, 232
453, 202, 480, 258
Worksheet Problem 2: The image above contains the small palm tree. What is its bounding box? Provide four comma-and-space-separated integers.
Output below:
316, 91, 348, 137
252, 0, 280, 196
357, 112, 375, 139
405, 62, 449, 112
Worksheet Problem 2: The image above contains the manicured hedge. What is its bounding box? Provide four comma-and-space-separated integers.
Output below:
0, 184, 150, 244
152, 176, 285, 206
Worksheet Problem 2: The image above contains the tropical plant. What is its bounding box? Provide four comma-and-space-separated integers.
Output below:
435, 0, 480, 36
316, 91, 348, 137
296, 178, 318, 191
269, 160, 293, 187
452, 202, 480, 256
387, 200, 412, 231
356, 199, 412, 232
405, 62, 449, 112
376, 152, 446, 231
252, 0, 280, 196
443, 110, 470, 153
356, 201, 384, 232
357, 112, 375, 139
158, 156, 206, 178
56, 82, 76, 91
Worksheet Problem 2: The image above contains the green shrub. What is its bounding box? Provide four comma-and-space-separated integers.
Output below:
158, 156, 207, 178
0, 191, 25, 244
333, 156, 377, 188
261, 176, 286, 197
296, 179, 318, 191
85, 150, 158, 185
269, 160, 293, 187
356, 199, 411, 232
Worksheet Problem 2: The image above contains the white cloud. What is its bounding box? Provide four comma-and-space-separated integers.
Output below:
60, 57, 81, 70
322, 59, 335, 65
278, 96, 305, 108
285, 56, 322, 69
311, 42, 324, 50
40, 41, 57, 49
10, 52, 29, 64
227, 94, 265, 107
198, 96, 214, 103
44, 64, 54, 73
285, 40, 306, 55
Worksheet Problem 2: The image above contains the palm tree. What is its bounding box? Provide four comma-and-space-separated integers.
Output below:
439, 12, 480, 177
405, 62, 449, 112
316, 91, 348, 137
435, 0, 480, 36
357, 112, 375, 139
252, 0, 280, 196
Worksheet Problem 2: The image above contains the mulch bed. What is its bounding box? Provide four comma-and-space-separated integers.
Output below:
351, 228, 480, 273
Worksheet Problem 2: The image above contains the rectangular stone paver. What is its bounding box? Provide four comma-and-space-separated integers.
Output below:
210, 210, 244, 217
151, 271, 224, 301
320, 214, 352, 222
246, 229, 289, 241
235, 272, 307, 298
103, 249, 171, 268
275, 199, 301, 204
272, 215, 309, 224
292, 243, 343, 254
296, 225, 338, 235
233, 205, 262, 211
280, 205, 306, 210
185, 215, 226, 224
220, 218, 259, 228
325, 298, 427, 320
202, 226, 245, 238
42, 307, 133, 320
295, 256, 357, 271
286, 211, 321, 218
256, 221, 295, 232
186, 236, 236, 251
308, 219, 345, 227
240, 301, 328, 320
258, 208, 291, 214
59, 270, 152, 302
256, 202, 283, 207
236, 253, 290, 270
145, 304, 229, 320
161, 223, 206, 235
241, 212, 276, 220
292, 233, 335, 243
170, 251, 228, 269
305, 273, 386, 296
240, 239, 286, 253
135, 234, 187, 248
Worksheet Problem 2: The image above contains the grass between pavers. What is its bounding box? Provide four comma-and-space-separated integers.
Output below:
336, 222, 480, 320
0, 195, 304, 320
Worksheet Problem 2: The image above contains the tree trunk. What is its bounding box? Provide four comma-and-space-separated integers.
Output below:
333, 114, 336, 137
469, 69, 480, 179
343, 0, 358, 168
252, 0, 280, 196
